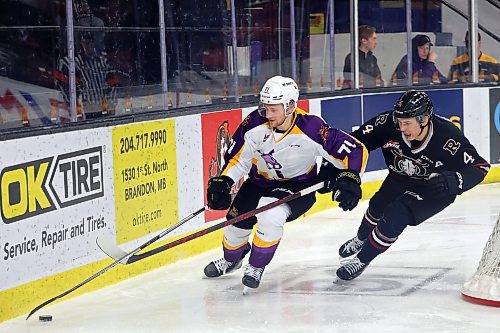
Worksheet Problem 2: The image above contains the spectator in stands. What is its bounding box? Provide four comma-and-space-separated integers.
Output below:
342, 25, 383, 89
55, 32, 119, 119
73, 0, 105, 55
448, 31, 499, 83
391, 34, 447, 86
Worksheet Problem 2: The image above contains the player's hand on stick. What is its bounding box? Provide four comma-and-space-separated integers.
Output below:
427, 171, 463, 197
207, 175, 234, 210
316, 159, 340, 194
330, 170, 362, 211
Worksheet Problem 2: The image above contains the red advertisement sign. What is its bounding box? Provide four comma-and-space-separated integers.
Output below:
297, 99, 310, 113
201, 109, 243, 222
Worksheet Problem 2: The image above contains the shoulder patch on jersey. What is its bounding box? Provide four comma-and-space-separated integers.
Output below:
443, 139, 461, 155
242, 114, 251, 127
375, 113, 389, 126
319, 124, 330, 146
294, 113, 331, 145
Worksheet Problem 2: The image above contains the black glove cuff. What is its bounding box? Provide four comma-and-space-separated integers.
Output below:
208, 175, 234, 189
336, 170, 361, 185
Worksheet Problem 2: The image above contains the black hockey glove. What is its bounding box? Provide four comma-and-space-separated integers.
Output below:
427, 171, 463, 197
330, 170, 362, 211
207, 175, 234, 210
316, 159, 340, 194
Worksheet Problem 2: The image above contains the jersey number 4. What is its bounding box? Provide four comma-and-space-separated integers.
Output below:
362, 125, 374, 135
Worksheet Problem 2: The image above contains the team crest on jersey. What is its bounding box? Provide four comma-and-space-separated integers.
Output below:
383, 140, 400, 149
260, 149, 283, 170
389, 149, 429, 177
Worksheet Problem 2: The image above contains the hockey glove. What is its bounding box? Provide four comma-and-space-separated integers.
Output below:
331, 170, 362, 211
207, 175, 234, 210
427, 171, 463, 197
316, 159, 340, 194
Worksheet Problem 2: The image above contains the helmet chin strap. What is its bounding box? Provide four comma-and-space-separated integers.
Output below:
417, 119, 430, 137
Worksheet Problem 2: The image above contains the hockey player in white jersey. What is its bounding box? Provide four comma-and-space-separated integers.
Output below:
204, 76, 368, 289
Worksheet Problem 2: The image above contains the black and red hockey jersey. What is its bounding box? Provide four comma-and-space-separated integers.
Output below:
351, 111, 490, 193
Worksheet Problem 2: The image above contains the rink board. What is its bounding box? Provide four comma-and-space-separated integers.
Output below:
0, 87, 499, 323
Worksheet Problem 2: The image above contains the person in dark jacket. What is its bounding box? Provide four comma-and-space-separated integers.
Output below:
342, 25, 384, 89
391, 34, 447, 86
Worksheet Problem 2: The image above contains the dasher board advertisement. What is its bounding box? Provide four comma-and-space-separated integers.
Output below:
0, 128, 115, 291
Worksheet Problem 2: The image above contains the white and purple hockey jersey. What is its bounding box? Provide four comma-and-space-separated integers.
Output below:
221, 108, 368, 187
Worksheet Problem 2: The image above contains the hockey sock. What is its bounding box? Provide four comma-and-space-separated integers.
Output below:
357, 209, 380, 240
223, 241, 251, 262
357, 225, 397, 263
248, 234, 280, 268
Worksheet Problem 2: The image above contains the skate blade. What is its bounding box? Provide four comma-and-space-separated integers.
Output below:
242, 286, 252, 295
333, 275, 354, 284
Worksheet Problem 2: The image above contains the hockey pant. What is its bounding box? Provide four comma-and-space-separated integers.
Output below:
222, 179, 316, 268
356, 174, 456, 264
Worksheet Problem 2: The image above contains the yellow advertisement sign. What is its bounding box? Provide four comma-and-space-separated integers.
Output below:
310, 13, 325, 35
112, 120, 178, 244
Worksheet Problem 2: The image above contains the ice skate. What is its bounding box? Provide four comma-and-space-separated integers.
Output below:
204, 244, 251, 278
336, 256, 369, 281
242, 264, 265, 291
338, 235, 365, 259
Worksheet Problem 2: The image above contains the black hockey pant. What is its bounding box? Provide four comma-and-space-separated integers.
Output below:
356, 173, 456, 264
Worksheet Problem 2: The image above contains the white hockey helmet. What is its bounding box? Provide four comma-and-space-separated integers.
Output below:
259, 76, 299, 117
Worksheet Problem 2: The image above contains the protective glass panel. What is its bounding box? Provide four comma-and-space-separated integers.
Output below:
66, 0, 162, 119
0, 1, 65, 129
165, 0, 233, 107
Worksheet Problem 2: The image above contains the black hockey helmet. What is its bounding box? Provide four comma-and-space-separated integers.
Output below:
393, 90, 433, 128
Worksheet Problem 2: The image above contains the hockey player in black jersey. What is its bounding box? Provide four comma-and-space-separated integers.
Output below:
331, 90, 490, 281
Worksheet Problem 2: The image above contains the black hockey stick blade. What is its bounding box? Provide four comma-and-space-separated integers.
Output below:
26, 206, 207, 320
104, 182, 324, 265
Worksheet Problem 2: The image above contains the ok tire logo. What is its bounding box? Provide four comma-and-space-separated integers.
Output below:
1, 147, 104, 224
0, 157, 55, 223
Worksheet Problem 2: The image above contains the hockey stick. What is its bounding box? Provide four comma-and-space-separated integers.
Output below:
26, 206, 207, 320
97, 182, 324, 265
27, 182, 323, 319
96, 205, 208, 262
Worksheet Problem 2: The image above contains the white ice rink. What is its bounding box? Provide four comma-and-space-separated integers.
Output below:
2, 183, 500, 333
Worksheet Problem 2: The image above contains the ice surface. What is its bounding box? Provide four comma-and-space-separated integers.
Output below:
2, 183, 500, 333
